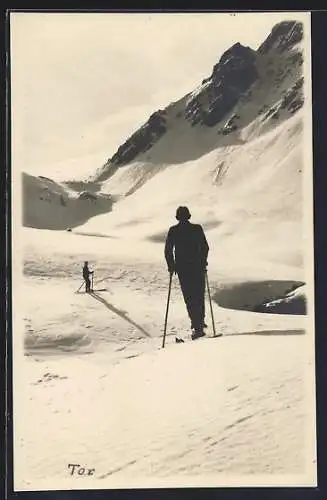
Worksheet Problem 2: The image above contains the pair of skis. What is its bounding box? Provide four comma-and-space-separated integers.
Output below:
162, 271, 219, 348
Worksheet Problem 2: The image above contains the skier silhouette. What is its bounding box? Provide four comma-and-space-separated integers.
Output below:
165, 206, 209, 339
82, 261, 93, 293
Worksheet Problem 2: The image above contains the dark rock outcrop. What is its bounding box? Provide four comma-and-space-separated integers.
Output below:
110, 110, 167, 166
279, 77, 304, 114
78, 191, 98, 201
185, 43, 258, 127
258, 20, 303, 54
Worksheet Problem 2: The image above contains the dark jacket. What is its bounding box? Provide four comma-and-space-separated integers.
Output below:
164, 221, 209, 272
83, 265, 92, 280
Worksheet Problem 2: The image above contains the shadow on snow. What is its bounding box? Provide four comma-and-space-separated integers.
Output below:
89, 292, 151, 338
212, 279, 306, 315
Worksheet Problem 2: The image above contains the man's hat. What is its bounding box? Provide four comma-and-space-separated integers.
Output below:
176, 206, 191, 221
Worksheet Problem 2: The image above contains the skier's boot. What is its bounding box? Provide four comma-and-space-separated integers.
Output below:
191, 328, 206, 340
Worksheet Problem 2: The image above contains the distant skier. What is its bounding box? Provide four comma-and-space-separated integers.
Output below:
165, 206, 209, 340
82, 261, 93, 293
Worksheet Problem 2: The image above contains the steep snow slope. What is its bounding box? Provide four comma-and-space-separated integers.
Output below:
78, 112, 303, 270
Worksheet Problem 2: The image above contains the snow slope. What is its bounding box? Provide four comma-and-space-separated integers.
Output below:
77, 112, 304, 273
19, 325, 315, 490
22, 172, 113, 230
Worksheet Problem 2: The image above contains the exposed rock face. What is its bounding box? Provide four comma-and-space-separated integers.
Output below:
258, 20, 303, 54
111, 110, 167, 166
94, 20, 304, 183
185, 43, 258, 127
280, 77, 304, 114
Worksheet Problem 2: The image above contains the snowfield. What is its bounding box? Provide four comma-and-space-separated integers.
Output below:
19, 329, 314, 490
16, 226, 316, 490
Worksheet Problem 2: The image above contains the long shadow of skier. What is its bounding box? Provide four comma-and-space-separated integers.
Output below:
89, 292, 151, 338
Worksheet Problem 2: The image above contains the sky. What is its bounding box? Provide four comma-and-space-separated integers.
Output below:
10, 11, 308, 178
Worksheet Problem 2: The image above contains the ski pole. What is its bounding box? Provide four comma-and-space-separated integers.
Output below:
206, 271, 216, 337
91, 272, 94, 292
76, 281, 84, 293
162, 272, 173, 348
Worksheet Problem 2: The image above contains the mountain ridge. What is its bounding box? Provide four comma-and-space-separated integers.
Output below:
22, 19, 306, 248
90, 20, 304, 186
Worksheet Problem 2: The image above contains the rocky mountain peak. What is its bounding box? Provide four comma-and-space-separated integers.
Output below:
216, 42, 256, 69
258, 20, 303, 54
94, 20, 304, 183
186, 42, 258, 127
